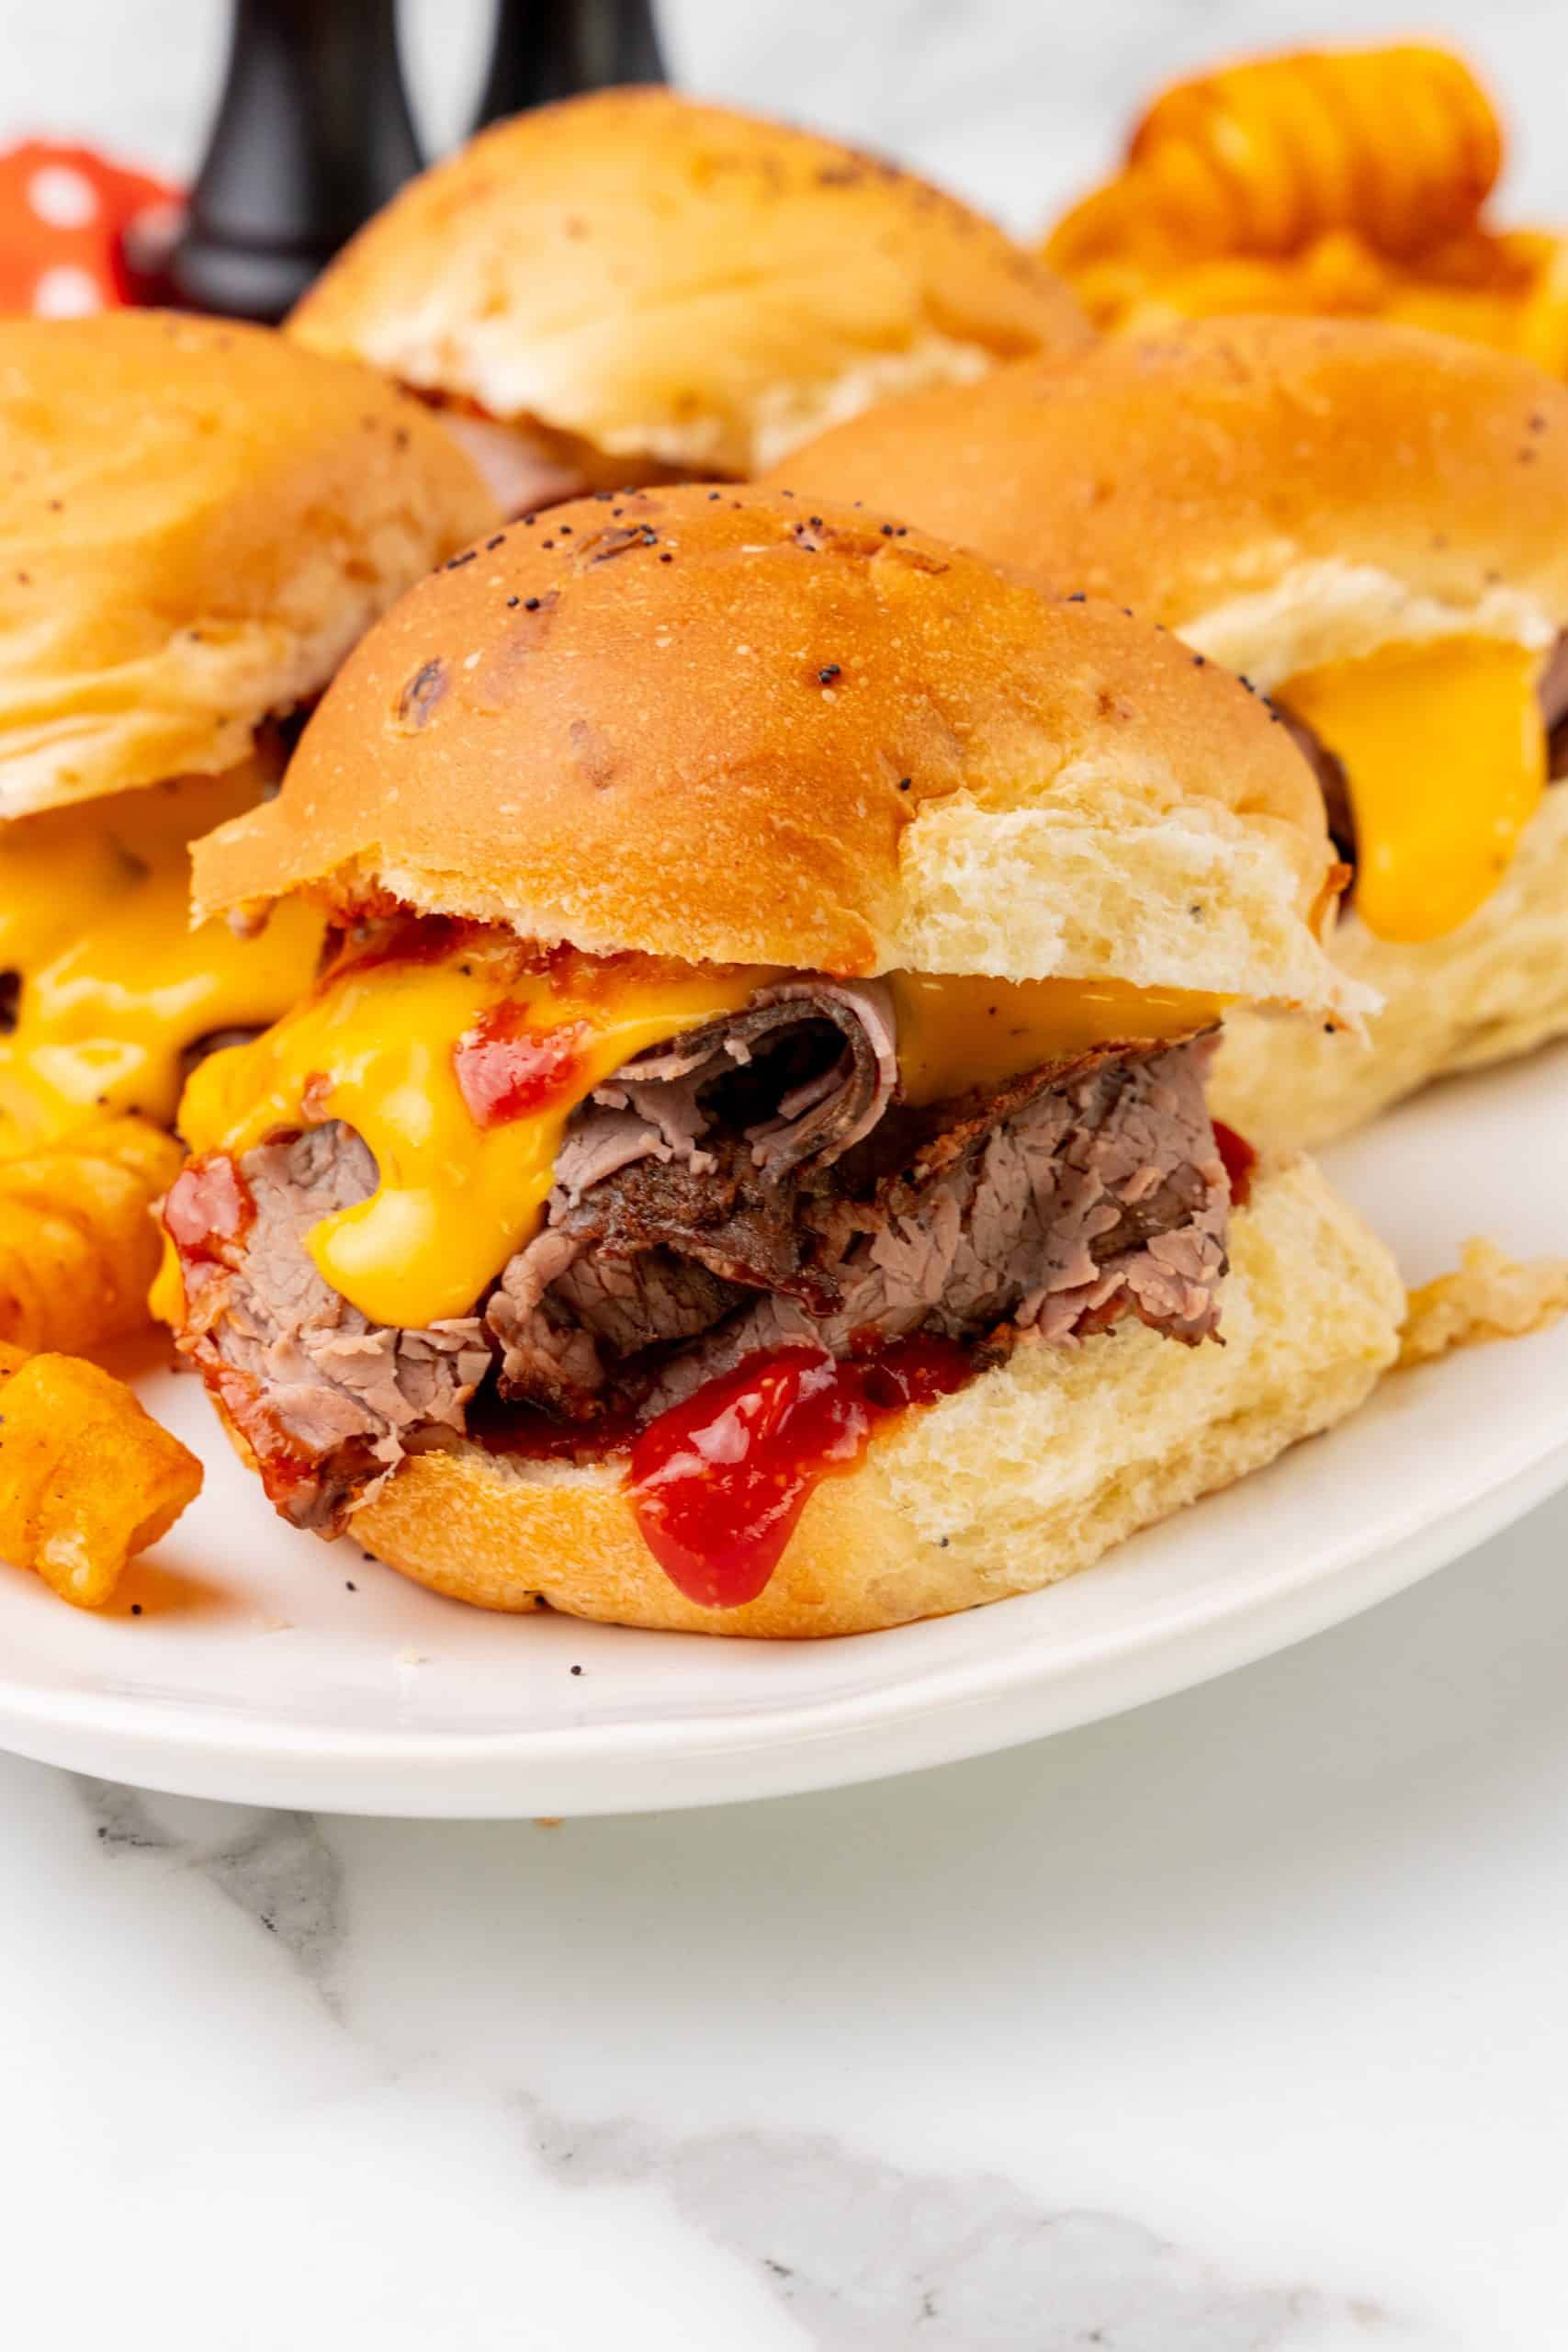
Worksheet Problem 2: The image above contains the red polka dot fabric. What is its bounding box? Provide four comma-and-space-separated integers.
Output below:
0, 141, 181, 316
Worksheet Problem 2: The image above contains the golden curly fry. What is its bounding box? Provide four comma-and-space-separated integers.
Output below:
0, 1342, 201, 1606
1043, 45, 1568, 372
1048, 45, 1500, 279
1041, 44, 1562, 352
0, 1115, 181, 1354
1106, 235, 1391, 336
1517, 239, 1568, 377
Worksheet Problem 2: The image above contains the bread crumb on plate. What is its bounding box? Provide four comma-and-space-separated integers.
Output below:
1399, 1238, 1568, 1368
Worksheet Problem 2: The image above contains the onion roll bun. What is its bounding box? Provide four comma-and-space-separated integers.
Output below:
288, 87, 1089, 516
0, 311, 496, 1153
767, 317, 1568, 1148
160, 487, 1399, 1638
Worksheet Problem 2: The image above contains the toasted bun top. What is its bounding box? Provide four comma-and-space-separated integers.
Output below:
193, 486, 1356, 1015
0, 311, 497, 820
767, 316, 1568, 684
288, 87, 1089, 480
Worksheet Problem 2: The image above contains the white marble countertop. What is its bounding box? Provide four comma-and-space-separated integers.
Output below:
5, 1487, 1566, 2349
2, 4, 1567, 2344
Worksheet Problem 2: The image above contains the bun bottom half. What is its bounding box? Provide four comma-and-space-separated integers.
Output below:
352, 1157, 1404, 1639
1213, 789, 1568, 1152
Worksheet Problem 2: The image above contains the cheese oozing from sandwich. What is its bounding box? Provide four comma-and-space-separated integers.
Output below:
0, 763, 327, 1149
175, 930, 1227, 1335
179, 945, 770, 1330
889, 972, 1224, 1103
1273, 637, 1546, 944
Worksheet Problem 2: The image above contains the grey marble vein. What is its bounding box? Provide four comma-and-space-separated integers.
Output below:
75, 1778, 175, 1857
196, 1813, 344, 1999
523, 2101, 1415, 2349
72, 1778, 344, 2007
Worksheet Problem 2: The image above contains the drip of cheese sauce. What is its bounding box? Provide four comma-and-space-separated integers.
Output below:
175, 933, 1228, 1336
0, 763, 326, 1148
888, 973, 1225, 1104
177, 944, 771, 1331
1274, 638, 1546, 944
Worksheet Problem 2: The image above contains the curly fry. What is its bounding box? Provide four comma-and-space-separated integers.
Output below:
1048, 45, 1500, 277
1111, 238, 1391, 336
1040, 44, 1543, 349
0, 1343, 201, 1606
0, 1115, 181, 1354
1516, 238, 1568, 377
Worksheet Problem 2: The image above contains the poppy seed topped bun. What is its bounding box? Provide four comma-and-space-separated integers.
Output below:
175, 484, 1401, 1638
765, 315, 1568, 684
192, 485, 1359, 1018
288, 87, 1089, 487
0, 311, 497, 820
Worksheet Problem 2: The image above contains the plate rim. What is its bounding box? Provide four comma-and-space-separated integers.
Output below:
0, 1392, 1562, 1816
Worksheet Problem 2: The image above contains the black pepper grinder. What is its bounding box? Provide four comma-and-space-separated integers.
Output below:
473, 0, 667, 124
167, 0, 423, 323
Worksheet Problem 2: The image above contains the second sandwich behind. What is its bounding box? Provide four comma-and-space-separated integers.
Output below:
770, 317, 1568, 1147
0, 311, 495, 1356
0, 311, 496, 1156
289, 87, 1089, 513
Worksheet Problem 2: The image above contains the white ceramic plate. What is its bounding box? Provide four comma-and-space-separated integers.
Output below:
0, 1042, 1562, 1817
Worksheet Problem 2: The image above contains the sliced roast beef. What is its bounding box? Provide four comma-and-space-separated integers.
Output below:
173, 1124, 490, 1531
1275, 704, 1357, 875
436, 410, 590, 518
483, 1224, 743, 1422
550, 978, 897, 1211
484, 980, 897, 1408
169, 973, 1232, 1533
491, 1034, 1227, 1422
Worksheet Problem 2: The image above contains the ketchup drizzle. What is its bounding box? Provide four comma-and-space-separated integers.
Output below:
1212, 1119, 1257, 1207
453, 1001, 591, 1128
628, 1335, 972, 1610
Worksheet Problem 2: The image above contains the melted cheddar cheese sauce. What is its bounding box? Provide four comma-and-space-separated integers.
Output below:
0, 763, 326, 1149
1274, 637, 1547, 944
889, 973, 1226, 1104
176, 935, 1227, 1335
179, 949, 773, 1330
